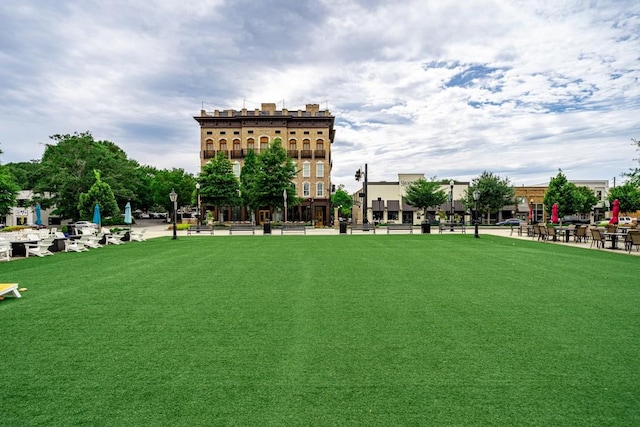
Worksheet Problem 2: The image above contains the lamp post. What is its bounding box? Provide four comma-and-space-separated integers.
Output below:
169, 188, 178, 240
473, 188, 480, 238
195, 182, 201, 232
449, 179, 455, 231
530, 199, 534, 225
283, 189, 288, 223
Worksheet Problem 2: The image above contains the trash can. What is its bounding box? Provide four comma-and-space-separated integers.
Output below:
263, 222, 271, 234
339, 222, 347, 234
421, 222, 431, 234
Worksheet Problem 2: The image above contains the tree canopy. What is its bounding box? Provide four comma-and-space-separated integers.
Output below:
77, 170, 120, 220
254, 138, 298, 211
199, 151, 240, 218
0, 149, 20, 218
543, 170, 584, 218
331, 186, 354, 218
624, 138, 640, 187
403, 178, 448, 219
608, 182, 640, 214
464, 171, 514, 222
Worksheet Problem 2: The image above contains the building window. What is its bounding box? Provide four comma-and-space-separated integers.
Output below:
303, 139, 310, 150
316, 182, 324, 197
232, 162, 240, 177
247, 138, 255, 151
388, 211, 399, 221
303, 182, 310, 197
248, 130, 254, 134
290, 131, 296, 135
206, 139, 214, 151
289, 139, 297, 150
316, 140, 324, 151
220, 131, 226, 135
233, 131, 240, 135
206, 131, 212, 135
219, 139, 227, 151
275, 130, 281, 134
260, 136, 269, 150
302, 162, 310, 178
304, 131, 310, 135
317, 131, 323, 134
316, 162, 324, 177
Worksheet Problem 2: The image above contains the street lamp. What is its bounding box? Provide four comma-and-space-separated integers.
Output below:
195, 182, 201, 232
449, 179, 455, 231
473, 188, 480, 238
169, 188, 178, 240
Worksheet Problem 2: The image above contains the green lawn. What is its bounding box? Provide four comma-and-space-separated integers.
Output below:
1, 235, 639, 426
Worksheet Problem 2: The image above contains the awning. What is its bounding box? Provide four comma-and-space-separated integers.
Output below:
372, 199, 385, 211
387, 200, 400, 211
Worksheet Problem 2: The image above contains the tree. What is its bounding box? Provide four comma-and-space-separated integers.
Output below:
199, 152, 240, 221
331, 186, 354, 218
240, 148, 259, 214
5, 160, 44, 190
464, 171, 515, 223
149, 168, 196, 213
0, 149, 20, 217
608, 182, 640, 214
255, 138, 298, 214
403, 178, 448, 221
575, 185, 599, 215
624, 138, 640, 187
543, 170, 582, 218
77, 170, 120, 220
34, 132, 145, 220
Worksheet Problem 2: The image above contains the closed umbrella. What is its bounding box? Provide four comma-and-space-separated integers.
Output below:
35, 203, 42, 226
609, 199, 620, 225
93, 204, 101, 229
124, 202, 132, 230
551, 203, 559, 224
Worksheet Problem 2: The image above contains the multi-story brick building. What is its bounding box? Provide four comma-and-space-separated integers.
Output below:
194, 103, 335, 225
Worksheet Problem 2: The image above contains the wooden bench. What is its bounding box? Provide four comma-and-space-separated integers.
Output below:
438, 222, 466, 233
229, 224, 255, 235
186, 225, 214, 236
387, 223, 414, 234
350, 223, 376, 234
281, 224, 306, 235
0, 283, 21, 299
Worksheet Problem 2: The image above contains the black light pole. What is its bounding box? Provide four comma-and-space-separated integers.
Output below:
170, 188, 178, 240
195, 182, 201, 232
355, 164, 368, 224
473, 189, 480, 238
449, 179, 455, 231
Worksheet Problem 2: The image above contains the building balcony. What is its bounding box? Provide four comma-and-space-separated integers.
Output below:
287, 150, 299, 158
314, 150, 326, 158
230, 150, 243, 159
203, 150, 215, 159
301, 150, 312, 158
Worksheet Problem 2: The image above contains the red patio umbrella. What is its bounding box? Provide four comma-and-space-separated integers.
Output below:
551, 203, 559, 224
609, 199, 620, 225
528, 203, 533, 223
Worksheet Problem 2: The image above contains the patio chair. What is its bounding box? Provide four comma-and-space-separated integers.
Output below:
546, 226, 557, 242
574, 225, 587, 243
0, 283, 21, 299
64, 239, 89, 253
129, 229, 147, 242
625, 231, 640, 253
531, 224, 540, 240
25, 237, 55, 257
105, 233, 124, 245
0, 239, 12, 261
79, 235, 103, 249
590, 228, 605, 249
538, 225, 548, 241
606, 224, 617, 233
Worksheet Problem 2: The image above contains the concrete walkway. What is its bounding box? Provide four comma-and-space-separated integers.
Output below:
135, 222, 639, 257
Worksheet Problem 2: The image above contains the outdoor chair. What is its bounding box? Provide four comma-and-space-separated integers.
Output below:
64, 239, 89, 253
129, 229, 147, 242
25, 238, 55, 257
0, 240, 12, 261
590, 228, 605, 249
606, 224, 617, 233
625, 231, 640, 253
531, 224, 540, 240
105, 233, 124, 245
79, 235, 102, 249
546, 226, 557, 242
538, 225, 548, 241
574, 225, 587, 243
0, 283, 21, 299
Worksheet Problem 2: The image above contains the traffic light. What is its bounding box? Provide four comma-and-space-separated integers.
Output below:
355, 169, 362, 181
331, 184, 336, 193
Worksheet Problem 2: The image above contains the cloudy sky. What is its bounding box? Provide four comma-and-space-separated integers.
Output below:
1, 0, 639, 192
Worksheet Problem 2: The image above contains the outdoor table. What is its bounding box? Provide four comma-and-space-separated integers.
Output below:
555, 227, 573, 243
10, 240, 38, 257
604, 232, 627, 250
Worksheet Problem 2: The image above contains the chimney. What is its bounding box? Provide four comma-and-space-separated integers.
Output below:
261, 103, 277, 115
305, 104, 320, 114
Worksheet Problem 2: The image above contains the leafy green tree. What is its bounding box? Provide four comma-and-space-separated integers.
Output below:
465, 171, 515, 223
255, 138, 298, 213
5, 161, 44, 190
331, 186, 354, 218
149, 168, 196, 213
34, 132, 145, 220
0, 149, 20, 217
543, 170, 582, 218
199, 152, 240, 221
575, 186, 599, 215
77, 170, 120, 220
403, 178, 448, 221
240, 149, 259, 213
624, 138, 640, 187
608, 182, 640, 214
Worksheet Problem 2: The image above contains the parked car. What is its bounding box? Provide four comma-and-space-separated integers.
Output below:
560, 216, 590, 225
495, 218, 524, 226
618, 216, 636, 225
73, 221, 98, 230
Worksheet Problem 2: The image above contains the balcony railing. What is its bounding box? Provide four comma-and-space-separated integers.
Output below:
314, 150, 326, 158
230, 150, 243, 159
287, 150, 299, 158
300, 150, 312, 158
203, 150, 215, 159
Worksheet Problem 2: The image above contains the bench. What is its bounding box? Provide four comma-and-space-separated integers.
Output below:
281, 224, 306, 235
186, 225, 214, 236
0, 283, 21, 299
438, 222, 466, 233
229, 224, 255, 235
386, 223, 414, 234
350, 223, 376, 234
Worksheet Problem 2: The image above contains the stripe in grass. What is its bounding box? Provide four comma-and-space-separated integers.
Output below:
1, 235, 638, 426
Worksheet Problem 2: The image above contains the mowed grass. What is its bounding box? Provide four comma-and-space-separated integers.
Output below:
1, 235, 639, 426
